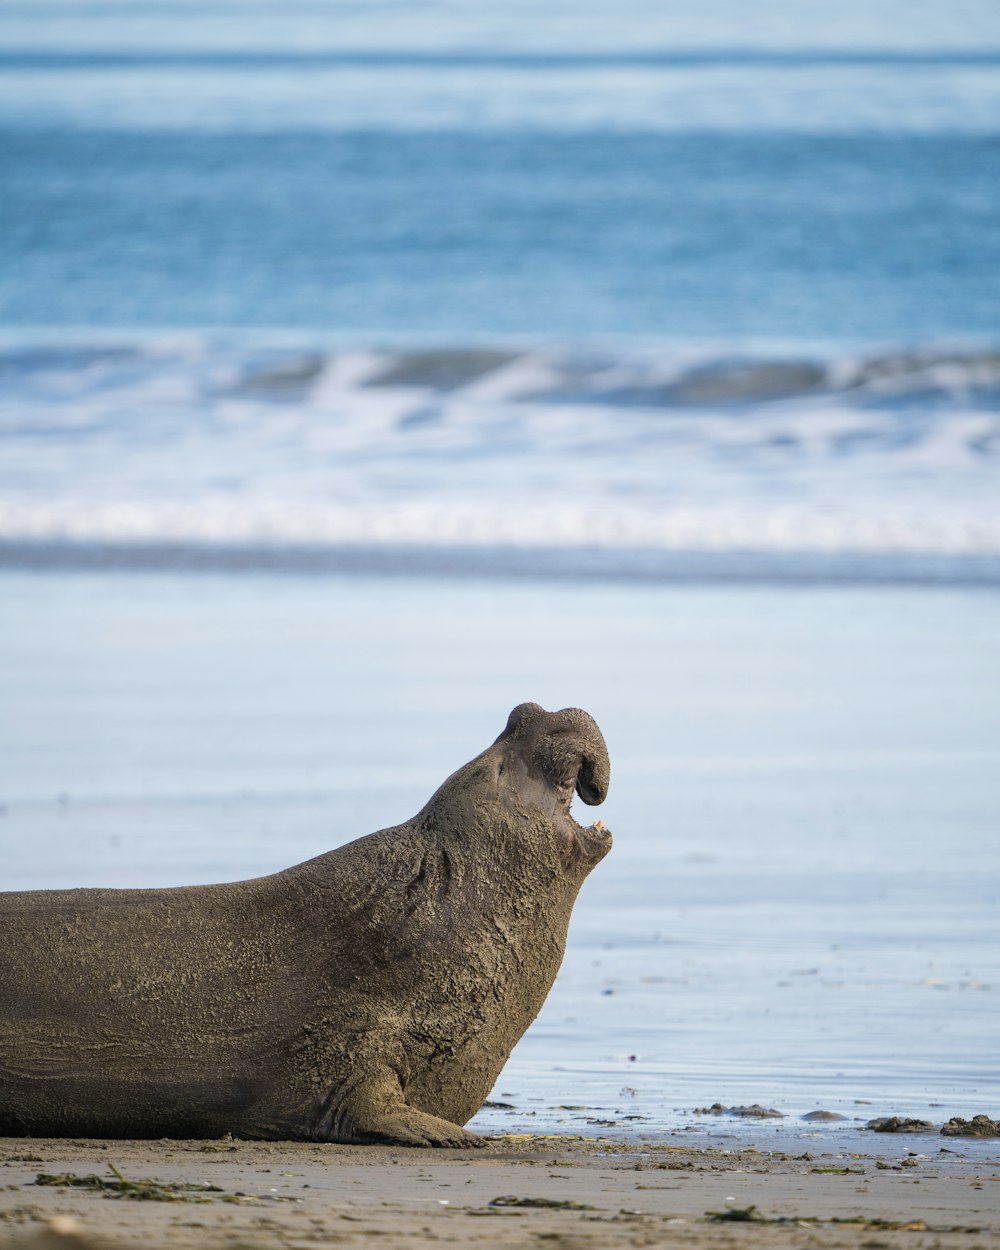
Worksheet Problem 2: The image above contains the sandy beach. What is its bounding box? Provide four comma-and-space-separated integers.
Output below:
1, 1133, 997, 1250
0, 1135, 995, 1250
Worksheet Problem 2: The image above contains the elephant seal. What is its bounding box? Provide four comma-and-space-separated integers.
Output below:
0, 703, 610, 1146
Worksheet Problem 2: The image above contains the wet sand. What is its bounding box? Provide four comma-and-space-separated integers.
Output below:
1, 1134, 997, 1250
2, 574, 999, 1138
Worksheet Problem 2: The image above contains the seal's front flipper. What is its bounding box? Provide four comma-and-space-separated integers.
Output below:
352, 1104, 484, 1148
313, 1069, 484, 1148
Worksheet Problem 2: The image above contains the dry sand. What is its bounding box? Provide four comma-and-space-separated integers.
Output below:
0, 1134, 996, 1250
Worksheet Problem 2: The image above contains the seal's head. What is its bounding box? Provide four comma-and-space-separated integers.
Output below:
421, 703, 611, 880
494, 702, 612, 875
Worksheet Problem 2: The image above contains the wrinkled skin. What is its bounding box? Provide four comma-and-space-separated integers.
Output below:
0, 703, 611, 1146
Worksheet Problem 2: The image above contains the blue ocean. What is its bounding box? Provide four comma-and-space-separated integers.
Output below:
2, 0, 1000, 577
1, 1, 999, 1147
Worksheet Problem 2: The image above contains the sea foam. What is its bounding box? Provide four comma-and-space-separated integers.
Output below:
1, 336, 998, 580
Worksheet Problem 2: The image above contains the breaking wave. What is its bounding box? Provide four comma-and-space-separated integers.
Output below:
2, 334, 999, 582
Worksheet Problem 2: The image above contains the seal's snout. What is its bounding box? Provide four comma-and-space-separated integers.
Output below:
559, 710, 610, 809
575, 759, 607, 807
498, 702, 610, 810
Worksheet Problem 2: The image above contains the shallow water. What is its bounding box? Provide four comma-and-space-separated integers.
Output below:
1, 571, 997, 1145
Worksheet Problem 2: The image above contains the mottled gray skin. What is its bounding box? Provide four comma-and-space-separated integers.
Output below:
0, 703, 611, 1147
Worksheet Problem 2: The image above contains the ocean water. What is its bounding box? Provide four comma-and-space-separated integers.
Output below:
2, 0, 1000, 577
2, 1, 999, 1147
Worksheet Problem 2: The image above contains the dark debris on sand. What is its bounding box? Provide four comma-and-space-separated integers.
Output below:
866, 1117, 937, 1133
693, 1102, 784, 1119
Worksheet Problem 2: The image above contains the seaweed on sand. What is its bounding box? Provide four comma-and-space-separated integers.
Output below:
33, 1164, 236, 1203
705, 1208, 936, 1231
490, 1195, 596, 1210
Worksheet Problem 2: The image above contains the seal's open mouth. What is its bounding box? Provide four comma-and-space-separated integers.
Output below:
569, 814, 613, 865
557, 759, 612, 865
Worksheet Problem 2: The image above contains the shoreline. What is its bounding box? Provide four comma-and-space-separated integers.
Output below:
2, 541, 1000, 589
1, 1133, 997, 1249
